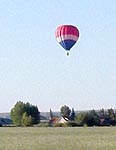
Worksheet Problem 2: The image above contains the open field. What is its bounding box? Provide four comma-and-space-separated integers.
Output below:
0, 127, 116, 150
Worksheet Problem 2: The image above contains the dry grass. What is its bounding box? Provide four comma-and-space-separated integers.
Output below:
0, 127, 116, 150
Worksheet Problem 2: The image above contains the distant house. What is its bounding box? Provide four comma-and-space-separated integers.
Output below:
49, 116, 59, 125
57, 117, 69, 124
49, 116, 69, 126
99, 118, 110, 126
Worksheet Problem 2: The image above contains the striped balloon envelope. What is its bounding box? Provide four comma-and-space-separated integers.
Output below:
55, 25, 79, 55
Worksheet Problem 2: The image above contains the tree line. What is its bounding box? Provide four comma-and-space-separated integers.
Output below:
10, 101, 116, 127
57, 106, 116, 127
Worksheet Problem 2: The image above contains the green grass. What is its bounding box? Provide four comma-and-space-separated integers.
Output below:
0, 127, 116, 150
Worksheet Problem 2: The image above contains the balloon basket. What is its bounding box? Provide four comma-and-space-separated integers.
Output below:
66, 52, 69, 56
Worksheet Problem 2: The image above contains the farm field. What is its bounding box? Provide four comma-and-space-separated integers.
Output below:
0, 127, 116, 150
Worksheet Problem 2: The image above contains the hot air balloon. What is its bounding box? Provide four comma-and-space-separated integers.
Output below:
55, 25, 79, 55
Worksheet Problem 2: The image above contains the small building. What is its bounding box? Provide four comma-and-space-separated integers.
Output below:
99, 118, 110, 126
57, 117, 69, 124
49, 116, 69, 126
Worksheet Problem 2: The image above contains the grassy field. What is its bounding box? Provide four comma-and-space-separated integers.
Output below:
0, 127, 116, 150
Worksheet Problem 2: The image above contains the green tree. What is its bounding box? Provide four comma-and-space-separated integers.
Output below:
76, 110, 100, 126
85, 110, 100, 126
24, 103, 40, 124
99, 108, 106, 117
107, 108, 116, 125
10, 101, 40, 126
22, 112, 33, 126
70, 108, 76, 121
60, 105, 71, 119
50, 108, 53, 119
10, 101, 26, 126
108, 108, 115, 119
75, 112, 87, 126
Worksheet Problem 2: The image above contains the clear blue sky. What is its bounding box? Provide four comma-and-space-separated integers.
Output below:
0, 0, 116, 112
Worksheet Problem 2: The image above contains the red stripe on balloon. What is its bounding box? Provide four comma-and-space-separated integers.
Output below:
55, 25, 79, 38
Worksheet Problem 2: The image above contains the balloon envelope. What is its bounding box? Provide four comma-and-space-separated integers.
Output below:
55, 25, 79, 51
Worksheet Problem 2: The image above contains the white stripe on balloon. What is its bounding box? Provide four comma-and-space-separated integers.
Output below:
56, 34, 78, 43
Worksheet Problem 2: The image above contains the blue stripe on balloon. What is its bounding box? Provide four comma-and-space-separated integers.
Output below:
59, 40, 76, 50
